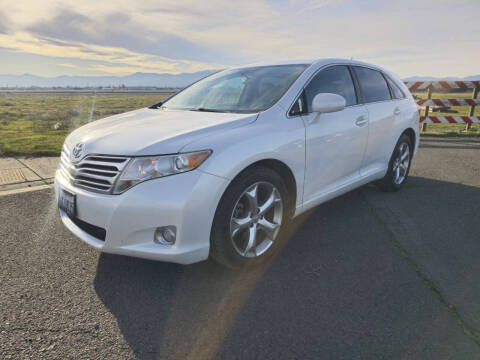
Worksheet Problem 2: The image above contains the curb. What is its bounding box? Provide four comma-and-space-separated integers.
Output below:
0, 183, 53, 197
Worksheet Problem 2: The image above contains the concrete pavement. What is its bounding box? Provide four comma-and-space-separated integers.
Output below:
0, 157, 57, 193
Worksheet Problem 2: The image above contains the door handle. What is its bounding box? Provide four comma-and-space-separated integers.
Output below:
355, 115, 368, 127
394, 107, 401, 116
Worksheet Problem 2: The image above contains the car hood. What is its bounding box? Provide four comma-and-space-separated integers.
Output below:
65, 108, 257, 156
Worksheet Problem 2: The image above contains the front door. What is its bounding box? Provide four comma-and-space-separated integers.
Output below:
299, 65, 369, 203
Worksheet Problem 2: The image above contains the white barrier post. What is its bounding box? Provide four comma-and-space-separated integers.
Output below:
466, 86, 479, 132
422, 88, 432, 132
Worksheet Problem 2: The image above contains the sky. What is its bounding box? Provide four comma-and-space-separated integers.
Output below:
0, 0, 478, 78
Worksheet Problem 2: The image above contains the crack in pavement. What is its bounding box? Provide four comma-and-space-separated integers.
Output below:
15, 158, 51, 185
360, 190, 480, 347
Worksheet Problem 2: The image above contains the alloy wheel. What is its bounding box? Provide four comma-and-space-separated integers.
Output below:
230, 181, 283, 258
392, 142, 410, 185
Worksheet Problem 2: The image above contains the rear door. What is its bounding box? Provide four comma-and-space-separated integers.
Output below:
296, 65, 369, 203
352, 66, 396, 176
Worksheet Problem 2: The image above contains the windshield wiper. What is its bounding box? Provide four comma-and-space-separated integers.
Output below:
190, 108, 226, 113
149, 101, 164, 109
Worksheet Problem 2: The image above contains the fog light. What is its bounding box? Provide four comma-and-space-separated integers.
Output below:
154, 226, 176, 245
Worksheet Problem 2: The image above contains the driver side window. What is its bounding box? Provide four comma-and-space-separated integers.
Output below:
304, 65, 357, 111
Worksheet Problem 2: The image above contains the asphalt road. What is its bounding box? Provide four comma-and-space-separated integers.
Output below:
1, 137, 480, 359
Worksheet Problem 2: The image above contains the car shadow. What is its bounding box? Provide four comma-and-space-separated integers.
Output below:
94, 176, 480, 360
94, 215, 306, 359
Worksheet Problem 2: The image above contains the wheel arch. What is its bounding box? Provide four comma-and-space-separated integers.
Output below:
402, 127, 416, 149
225, 158, 297, 218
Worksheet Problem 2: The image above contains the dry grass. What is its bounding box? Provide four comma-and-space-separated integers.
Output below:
0, 92, 168, 156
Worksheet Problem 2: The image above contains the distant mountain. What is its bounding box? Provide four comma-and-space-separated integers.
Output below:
0, 70, 219, 88
0, 70, 477, 88
403, 75, 480, 82
464, 75, 480, 81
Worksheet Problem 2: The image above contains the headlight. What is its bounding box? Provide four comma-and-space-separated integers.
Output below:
113, 150, 211, 194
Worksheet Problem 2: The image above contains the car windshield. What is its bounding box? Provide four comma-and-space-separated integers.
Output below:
161, 64, 308, 113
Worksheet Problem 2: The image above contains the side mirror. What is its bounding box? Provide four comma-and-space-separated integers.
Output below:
311, 93, 346, 113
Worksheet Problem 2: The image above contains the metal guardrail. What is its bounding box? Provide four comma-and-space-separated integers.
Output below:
403, 81, 480, 131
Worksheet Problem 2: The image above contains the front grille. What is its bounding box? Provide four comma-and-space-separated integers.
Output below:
59, 145, 130, 194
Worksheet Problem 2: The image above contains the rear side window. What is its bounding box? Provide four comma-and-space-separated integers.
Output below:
353, 67, 391, 103
304, 65, 357, 110
385, 76, 406, 99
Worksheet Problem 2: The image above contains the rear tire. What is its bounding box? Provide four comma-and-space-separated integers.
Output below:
210, 166, 290, 269
378, 134, 412, 192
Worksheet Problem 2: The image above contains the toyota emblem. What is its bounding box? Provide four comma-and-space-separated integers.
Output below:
71, 143, 86, 162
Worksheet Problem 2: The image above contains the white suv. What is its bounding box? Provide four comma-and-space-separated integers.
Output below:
55, 59, 419, 268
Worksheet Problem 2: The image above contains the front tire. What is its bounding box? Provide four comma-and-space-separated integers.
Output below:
210, 166, 290, 269
378, 134, 412, 192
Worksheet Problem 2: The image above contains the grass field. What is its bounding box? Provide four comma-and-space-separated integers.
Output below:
0, 92, 168, 156
0, 90, 478, 157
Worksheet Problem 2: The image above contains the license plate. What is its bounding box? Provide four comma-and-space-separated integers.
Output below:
58, 189, 76, 217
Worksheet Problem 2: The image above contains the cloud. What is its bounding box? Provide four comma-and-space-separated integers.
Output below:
139, 5, 205, 17
288, 0, 344, 14
27, 8, 239, 64
0, 0, 478, 77
0, 31, 222, 74
0, 11, 9, 34
57, 62, 79, 69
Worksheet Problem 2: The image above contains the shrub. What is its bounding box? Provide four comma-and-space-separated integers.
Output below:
66, 109, 80, 117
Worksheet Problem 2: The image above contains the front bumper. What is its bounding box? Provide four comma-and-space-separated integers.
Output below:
54, 169, 229, 264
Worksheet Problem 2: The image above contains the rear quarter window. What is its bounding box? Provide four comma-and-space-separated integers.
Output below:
353, 67, 391, 103
385, 76, 406, 99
